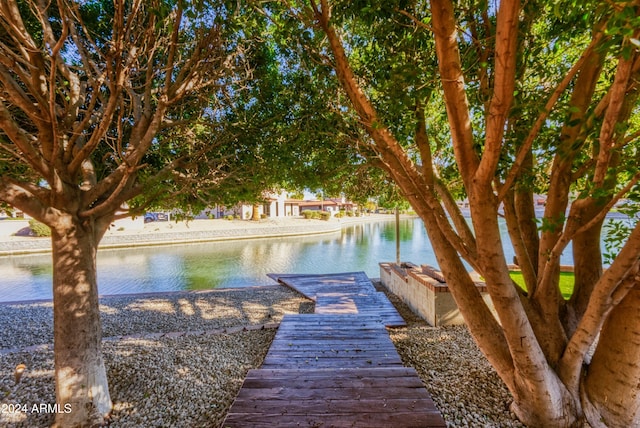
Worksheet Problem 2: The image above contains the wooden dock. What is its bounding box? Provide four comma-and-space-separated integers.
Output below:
269, 272, 406, 327
223, 272, 446, 427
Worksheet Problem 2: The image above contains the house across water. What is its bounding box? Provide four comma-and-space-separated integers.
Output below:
198, 192, 359, 219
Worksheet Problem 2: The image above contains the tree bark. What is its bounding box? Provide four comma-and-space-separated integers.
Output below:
469, 184, 576, 427
51, 215, 111, 427
567, 215, 604, 334
514, 151, 539, 280
503, 191, 537, 293
583, 279, 640, 427
252, 203, 261, 221
535, 40, 604, 311
421, 208, 515, 384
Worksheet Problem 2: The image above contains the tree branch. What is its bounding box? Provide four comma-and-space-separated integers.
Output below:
498, 32, 604, 202
558, 225, 640, 390
0, 102, 50, 178
0, 178, 49, 222
593, 44, 638, 187
430, 0, 479, 188
476, 0, 519, 185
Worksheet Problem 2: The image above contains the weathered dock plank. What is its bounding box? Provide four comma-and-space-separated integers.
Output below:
224, 368, 445, 428
223, 273, 446, 427
273, 272, 406, 327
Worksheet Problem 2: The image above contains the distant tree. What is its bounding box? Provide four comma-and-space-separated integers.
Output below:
0, 1, 245, 425
275, 0, 640, 426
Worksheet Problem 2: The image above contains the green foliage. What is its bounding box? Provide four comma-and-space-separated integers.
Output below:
538, 214, 567, 233
28, 219, 51, 237
302, 210, 318, 219
215, 3, 410, 207
376, 182, 410, 210
301, 210, 330, 220
340, 210, 356, 217
603, 199, 639, 264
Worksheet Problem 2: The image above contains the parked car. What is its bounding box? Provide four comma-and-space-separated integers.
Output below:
144, 212, 168, 223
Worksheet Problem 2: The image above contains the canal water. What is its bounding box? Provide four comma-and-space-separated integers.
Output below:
0, 217, 576, 302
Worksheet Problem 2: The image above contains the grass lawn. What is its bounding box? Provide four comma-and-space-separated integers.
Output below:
509, 271, 575, 300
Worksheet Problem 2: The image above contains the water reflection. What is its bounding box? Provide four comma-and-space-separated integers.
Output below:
0, 218, 572, 302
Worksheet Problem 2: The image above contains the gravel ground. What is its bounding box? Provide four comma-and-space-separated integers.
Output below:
1, 285, 525, 427
0, 286, 312, 427
0, 286, 314, 350
379, 287, 525, 427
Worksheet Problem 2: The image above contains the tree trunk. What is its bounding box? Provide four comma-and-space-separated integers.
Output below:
567, 217, 604, 334
251, 203, 261, 221
51, 215, 111, 427
514, 152, 539, 276
583, 280, 640, 428
469, 187, 577, 427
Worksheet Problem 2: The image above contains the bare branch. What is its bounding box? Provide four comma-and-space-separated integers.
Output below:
0, 63, 45, 124
46, 1, 71, 164
0, 102, 50, 177
396, 9, 433, 32
430, 0, 479, 188
80, 166, 139, 219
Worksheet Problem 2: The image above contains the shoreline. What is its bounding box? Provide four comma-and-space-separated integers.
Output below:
0, 214, 400, 256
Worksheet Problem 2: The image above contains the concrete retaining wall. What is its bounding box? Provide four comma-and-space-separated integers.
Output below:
379, 262, 497, 326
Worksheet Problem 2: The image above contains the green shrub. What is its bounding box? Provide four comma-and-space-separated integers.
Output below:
320, 211, 331, 220
28, 219, 51, 237
301, 210, 316, 219
226, 215, 234, 220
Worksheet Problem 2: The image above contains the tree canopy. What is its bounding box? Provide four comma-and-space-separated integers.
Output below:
212, 17, 400, 207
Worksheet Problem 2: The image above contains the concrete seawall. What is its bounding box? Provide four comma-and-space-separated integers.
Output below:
0, 215, 399, 256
